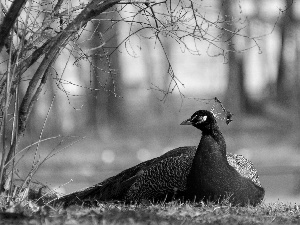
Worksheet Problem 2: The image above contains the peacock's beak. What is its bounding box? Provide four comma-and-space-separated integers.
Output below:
180, 119, 193, 125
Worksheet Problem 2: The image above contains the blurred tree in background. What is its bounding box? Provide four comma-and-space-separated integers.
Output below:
277, 0, 295, 106
87, 15, 125, 138
221, 0, 248, 115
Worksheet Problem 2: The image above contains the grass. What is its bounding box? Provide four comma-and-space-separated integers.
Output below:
1, 200, 300, 224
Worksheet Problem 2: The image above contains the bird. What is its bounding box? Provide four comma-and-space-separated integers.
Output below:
53, 110, 264, 208
181, 110, 264, 206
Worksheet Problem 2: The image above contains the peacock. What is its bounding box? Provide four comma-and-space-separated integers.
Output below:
53, 110, 264, 207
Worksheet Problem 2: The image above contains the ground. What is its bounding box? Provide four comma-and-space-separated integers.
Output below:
1, 201, 300, 225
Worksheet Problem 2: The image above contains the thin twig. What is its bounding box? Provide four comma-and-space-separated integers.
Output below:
20, 94, 56, 193
4, 136, 62, 168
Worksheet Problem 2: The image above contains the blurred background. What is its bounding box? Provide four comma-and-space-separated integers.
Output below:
2, 0, 300, 204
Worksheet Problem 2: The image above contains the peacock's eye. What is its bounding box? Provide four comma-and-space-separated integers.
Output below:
194, 115, 208, 124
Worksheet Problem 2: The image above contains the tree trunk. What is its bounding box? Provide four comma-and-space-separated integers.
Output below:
276, 0, 294, 106
221, 1, 248, 115
87, 16, 125, 138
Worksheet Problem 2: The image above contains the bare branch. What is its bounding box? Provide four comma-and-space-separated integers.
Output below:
17, 0, 123, 134
0, 0, 27, 52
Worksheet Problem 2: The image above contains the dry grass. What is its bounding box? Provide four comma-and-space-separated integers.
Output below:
1, 200, 300, 225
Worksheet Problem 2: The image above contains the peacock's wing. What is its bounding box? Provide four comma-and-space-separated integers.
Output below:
226, 153, 262, 187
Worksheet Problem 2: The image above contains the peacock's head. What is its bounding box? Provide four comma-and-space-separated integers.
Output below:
180, 110, 217, 131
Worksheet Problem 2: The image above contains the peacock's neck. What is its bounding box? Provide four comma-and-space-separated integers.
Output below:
186, 128, 228, 199
197, 128, 227, 158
